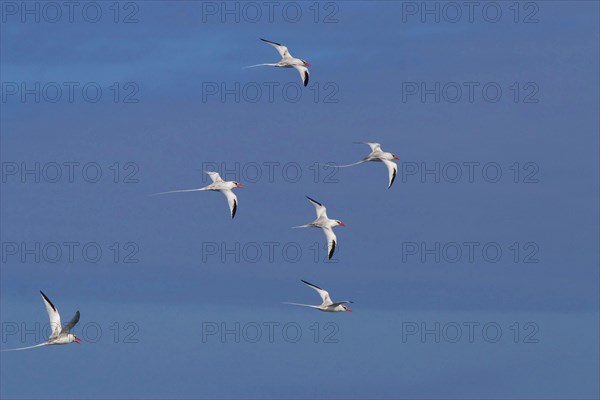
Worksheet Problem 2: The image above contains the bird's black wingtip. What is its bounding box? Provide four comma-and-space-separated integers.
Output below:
328, 241, 336, 259
300, 279, 313, 288
260, 38, 284, 46
305, 196, 322, 206
231, 200, 237, 219
39, 291, 57, 312
388, 168, 397, 189
301, 279, 324, 290
304, 72, 309, 87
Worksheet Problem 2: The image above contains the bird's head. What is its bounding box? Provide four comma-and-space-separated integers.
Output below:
301, 59, 311, 67
335, 220, 346, 227
342, 305, 352, 312
233, 181, 244, 189
72, 335, 81, 344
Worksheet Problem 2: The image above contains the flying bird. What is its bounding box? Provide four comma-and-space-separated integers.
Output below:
1, 291, 80, 351
334, 142, 399, 189
151, 171, 243, 219
284, 280, 353, 312
244, 38, 311, 86
293, 196, 345, 260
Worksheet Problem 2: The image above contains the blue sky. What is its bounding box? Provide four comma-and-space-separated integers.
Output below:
1, 1, 599, 399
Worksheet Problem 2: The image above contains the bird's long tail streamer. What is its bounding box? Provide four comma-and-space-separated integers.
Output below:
149, 188, 202, 197
291, 225, 312, 229
1, 343, 48, 352
242, 63, 277, 69
282, 302, 319, 309
316, 160, 367, 168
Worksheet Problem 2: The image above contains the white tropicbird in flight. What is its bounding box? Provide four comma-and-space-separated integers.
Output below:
1, 291, 81, 352
293, 196, 345, 260
152, 171, 243, 219
335, 142, 399, 189
284, 280, 353, 312
244, 38, 311, 86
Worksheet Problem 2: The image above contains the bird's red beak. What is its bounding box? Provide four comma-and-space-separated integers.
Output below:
74, 337, 81, 344
305, 62, 311, 67
393, 155, 400, 160
339, 221, 346, 226
345, 307, 352, 312
236, 182, 244, 188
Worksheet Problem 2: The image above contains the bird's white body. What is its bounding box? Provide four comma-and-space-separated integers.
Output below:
246, 38, 311, 86
47, 334, 78, 345
294, 196, 345, 260
337, 142, 399, 189
151, 171, 242, 219
285, 280, 353, 313
1, 291, 80, 351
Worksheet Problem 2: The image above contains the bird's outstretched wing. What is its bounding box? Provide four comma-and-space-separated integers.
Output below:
301, 280, 333, 306
222, 190, 238, 219
60, 311, 80, 334
260, 38, 291, 58
293, 65, 309, 87
306, 196, 327, 219
205, 171, 224, 183
382, 159, 398, 189
322, 227, 337, 260
40, 291, 61, 339
354, 142, 382, 152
